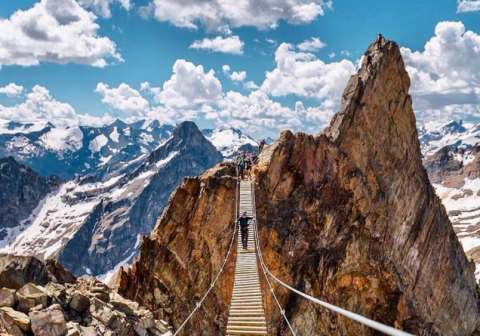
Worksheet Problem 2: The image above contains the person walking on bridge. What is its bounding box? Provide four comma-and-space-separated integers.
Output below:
236, 152, 245, 180
237, 211, 254, 250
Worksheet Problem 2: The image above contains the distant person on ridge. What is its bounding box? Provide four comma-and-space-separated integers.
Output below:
237, 211, 254, 250
367, 55, 373, 71
258, 139, 266, 153
245, 150, 252, 174
251, 151, 259, 164
375, 34, 384, 50
236, 153, 245, 180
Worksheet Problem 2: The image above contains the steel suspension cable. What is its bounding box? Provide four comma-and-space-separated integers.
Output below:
250, 181, 415, 336
172, 171, 240, 336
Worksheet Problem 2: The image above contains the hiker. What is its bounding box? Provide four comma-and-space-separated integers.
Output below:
258, 139, 266, 153
251, 151, 259, 164
375, 34, 384, 50
236, 153, 245, 180
245, 151, 252, 173
366, 55, 373, 71
237, 211, 254, 250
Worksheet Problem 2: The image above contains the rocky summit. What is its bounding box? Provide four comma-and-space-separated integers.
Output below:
117, 41, 480, 335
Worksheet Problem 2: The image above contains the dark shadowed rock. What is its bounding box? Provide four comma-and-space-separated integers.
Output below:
0, 255, 54, 290
46, 259, 76, 285
0, 157, 60, 242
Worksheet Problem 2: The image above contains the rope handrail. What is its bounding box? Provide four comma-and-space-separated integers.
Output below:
173, 172, 240, 336
250, 182, 297, 335
250, 181, 415, 336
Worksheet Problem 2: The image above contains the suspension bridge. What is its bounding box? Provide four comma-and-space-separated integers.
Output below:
173, 178, 415, 336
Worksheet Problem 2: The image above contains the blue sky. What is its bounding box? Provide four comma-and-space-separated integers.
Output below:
1, 0, 480, 137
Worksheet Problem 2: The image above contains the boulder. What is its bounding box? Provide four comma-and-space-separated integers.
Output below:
29, 304, 67, 336
0, 255, 53, 290
0, 307, 30, 333
90, 285, 110, 303
0, 288, 16, 308
44, 283, 68, 307
45, 259, 76, 285
16, 283, 48, 314
68, 292, 89, 313
90, 298, 117, 327
110, 293, 139, 316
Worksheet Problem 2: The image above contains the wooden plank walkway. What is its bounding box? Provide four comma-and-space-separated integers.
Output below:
226, 180, 267, 335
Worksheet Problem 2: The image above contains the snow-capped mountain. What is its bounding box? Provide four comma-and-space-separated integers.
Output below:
202, 128, 259, 158
419, 120, 480, 278
419, 120, 480, 163
0, 119, 174, 179
0, 122, 223, 279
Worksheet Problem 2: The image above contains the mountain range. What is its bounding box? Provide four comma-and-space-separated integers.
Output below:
419, 119, 480, 279
0, 121, 225, 278
1, 117, 480, 283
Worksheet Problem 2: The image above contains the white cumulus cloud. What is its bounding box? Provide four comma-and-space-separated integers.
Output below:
147, 0, 332, 30
0, 0, 122, 69
157, 60, 223, 113
0, 84, 24, 97
261, 43, 356, 101
95, 83, 149, 115
190, 36, 244, 55
457, 0, 480, 12
297, 37, 326, 52
0, 85, 113, 127
149, 60, 336, 136
77, 0, 132, 18
222, 65, 258, 89
401, 21, 480, 122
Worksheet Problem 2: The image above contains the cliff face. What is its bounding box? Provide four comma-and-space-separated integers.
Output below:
0, 157, 60, 244
118, 41, 480, 336
252, 41, 480, 336
118, 164, 238, 333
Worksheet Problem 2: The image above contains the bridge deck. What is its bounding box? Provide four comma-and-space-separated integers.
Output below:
226, 180, 267, 336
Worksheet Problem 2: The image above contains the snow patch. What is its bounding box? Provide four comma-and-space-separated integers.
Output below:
40, 127, 83, 152
89, 134, 109, 152
110, 127, 120, 142
204, 128, 258, 157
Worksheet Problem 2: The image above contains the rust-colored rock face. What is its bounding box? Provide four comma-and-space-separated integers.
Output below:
118, 163, 238, 334
118, 41, 480, 336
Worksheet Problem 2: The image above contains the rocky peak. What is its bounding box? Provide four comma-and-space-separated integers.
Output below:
109, 118, 128, 129
137, 121, 222, 174
118, 40, 480, 336
55, 122, 223, 277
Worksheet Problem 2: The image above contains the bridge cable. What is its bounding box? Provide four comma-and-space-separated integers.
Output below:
172, 171, 240, 336
250, 181, 415, 336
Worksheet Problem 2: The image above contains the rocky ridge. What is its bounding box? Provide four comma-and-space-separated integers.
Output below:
117, 41, 480, 335
0, 255, 171, 336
